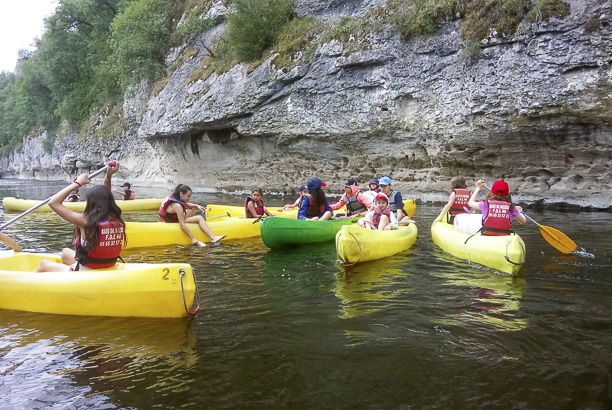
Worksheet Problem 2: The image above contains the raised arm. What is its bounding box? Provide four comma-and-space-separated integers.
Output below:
468, 180, 484, 211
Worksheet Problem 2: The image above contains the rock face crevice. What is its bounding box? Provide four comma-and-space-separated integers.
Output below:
1, 0, 611, 209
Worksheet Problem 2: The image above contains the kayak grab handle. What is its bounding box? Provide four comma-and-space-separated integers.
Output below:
505, 240, 526, 266
180, 267, 200, 315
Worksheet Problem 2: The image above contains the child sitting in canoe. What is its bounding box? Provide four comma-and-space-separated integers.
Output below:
245, 188, 276, 218
298, 177, 333, 220
0, 230, 21, 252
35, 162, 126, 272
378, 176, 412, 225
368, 178, 381, 193
331, 178, 374, 217
358, 193, 397, 230
467, 179, 526, 235
113, 182, 135, 200
159, 184, 227, 246
435, 176, 472, 224
64, 187, 80, 202
283, 185, 308, 211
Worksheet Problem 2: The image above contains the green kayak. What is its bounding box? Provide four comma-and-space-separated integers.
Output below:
260, 216, 361, 248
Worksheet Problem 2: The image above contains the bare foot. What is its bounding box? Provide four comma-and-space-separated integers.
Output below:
211, 234, 227, 243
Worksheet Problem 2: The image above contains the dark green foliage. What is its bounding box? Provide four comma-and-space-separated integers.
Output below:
386, 0, 459, 40
109, 0, 172, 90
226, 0, 295, 62
527, 0, 571, 22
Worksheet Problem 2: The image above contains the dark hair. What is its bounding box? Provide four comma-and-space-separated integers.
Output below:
310, 186, 327, 211
172, 184, 192, 199
76, 185, 126, 252
484, 192, 515, 213
252, 188, 263, 196
450, 176, 467, 191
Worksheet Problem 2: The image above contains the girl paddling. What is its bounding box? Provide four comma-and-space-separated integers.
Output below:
159, 184, 227, 246
35, 162, 125, 272
467, 179, 526, 235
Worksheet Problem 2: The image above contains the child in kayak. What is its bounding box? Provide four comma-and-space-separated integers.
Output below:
245, 188, 276, 218
368, 178, 381, 193
359, 193, 397, 230
467, 179, 526, 235
0, 230, 21, 252
298, 177, 333, 220
283, 185, 308, 211
113, 182, 135, 200
34, 162, 125, 272
435, 176, 472, 224
159, 184, 227, 246
64, 187, 80, 202
331, 178, 373, 217
378, 176, 412, 225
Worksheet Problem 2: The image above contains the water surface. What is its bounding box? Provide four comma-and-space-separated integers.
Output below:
1, 180, 610, 408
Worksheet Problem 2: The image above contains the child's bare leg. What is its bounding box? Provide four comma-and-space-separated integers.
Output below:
186, 215, 227, 242
61, 248, 76, 265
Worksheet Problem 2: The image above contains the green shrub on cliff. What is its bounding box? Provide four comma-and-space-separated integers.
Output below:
109, 0, 172, 90
227, 0, 295, 62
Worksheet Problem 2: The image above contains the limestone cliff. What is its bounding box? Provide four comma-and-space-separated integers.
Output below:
1, 0, 611, 209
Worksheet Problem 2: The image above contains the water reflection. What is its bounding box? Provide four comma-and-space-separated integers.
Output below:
334, 256, 412, 319
0, 311, 196, 408
432, 267, 527, 332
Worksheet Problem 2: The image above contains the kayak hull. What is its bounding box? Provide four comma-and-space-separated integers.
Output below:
2, 197, 163, 213
431, 220, 526, 275
260, 217, 360, 248
206, 204, 297, 219
0, 252, 196, 318
335, 223, 418, 264
124, 216, 265, 248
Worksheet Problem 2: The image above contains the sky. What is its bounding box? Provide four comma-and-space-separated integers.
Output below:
0, 0, 58, 73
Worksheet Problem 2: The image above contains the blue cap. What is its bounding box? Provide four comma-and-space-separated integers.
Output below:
379, 176, 391, 186
369, 178, 379, 184
307, 177, 326, 194
298, 185, 308, 192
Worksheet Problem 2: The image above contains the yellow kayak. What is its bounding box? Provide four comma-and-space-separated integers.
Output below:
206, 204, 297, 220
335, 223, 418, 265
431, 219, 526, 275
2, 196, 163, 213
0, 251, 197, 318
124, 216, 270, 248
206, 199, 415, 219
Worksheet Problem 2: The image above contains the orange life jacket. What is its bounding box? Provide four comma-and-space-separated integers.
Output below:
159, 195, 186, 222
372, 207, 391, 228
245, 196, 265, 218
482, 200, 513, 236
75, 218, 124, 269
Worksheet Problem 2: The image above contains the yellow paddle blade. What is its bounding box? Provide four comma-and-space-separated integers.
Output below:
538, 224, 577, 254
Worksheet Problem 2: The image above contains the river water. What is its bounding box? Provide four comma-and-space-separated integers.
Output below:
0, 179, 610, 409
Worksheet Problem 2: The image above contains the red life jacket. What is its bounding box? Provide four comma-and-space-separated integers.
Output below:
342, 192, 367, 216
306, 195, 327, 218
124, 189, 135, 200
482, 200, 513, 236
75, 218, 124, 269
245, 196, 265, 218
450, 189, 471, 215
159, 195, 186, 222
372, 207, 391, 228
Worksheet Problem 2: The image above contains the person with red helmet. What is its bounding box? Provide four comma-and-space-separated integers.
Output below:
359, 192, 397, 230
467, 179, 526, 235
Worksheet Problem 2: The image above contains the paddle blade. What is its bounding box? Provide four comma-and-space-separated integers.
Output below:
538, 224, 577, 254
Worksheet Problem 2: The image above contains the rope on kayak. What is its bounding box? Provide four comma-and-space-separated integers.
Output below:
180, 267, 201, 315
504, 238, 526, 266
336, 231, 362, 267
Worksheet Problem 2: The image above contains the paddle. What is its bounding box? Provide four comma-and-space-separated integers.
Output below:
481, 182, 576, 254
205, 212, 231, 221
0, 161, 116, 230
